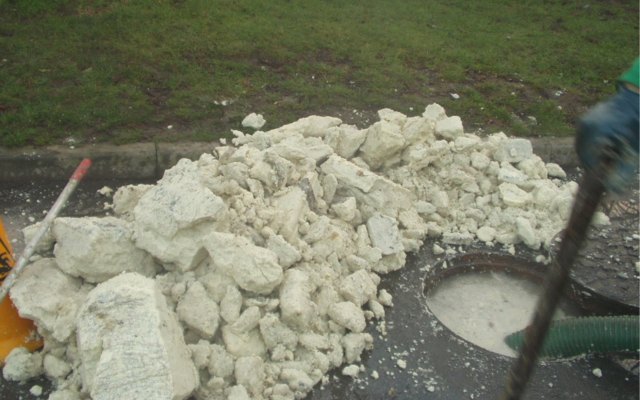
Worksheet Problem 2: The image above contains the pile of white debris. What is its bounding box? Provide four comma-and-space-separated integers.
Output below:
3, 105, 609, 400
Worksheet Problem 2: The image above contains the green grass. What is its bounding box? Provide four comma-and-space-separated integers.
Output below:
0, 0, 637, 147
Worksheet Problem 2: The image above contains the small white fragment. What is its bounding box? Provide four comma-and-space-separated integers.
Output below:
241, 113, 266, 130
97, 186, 113, 196
30, 385, 43, 396
342, 365, 360, 377
592, 368, 603, 378
545, 163, 567, 179
397, 359, 407, 369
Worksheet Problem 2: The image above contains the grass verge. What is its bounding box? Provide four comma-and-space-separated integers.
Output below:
0, 0, 637, 147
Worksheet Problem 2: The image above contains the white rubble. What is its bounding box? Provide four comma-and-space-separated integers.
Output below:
5, 103, 581, 400
76, 273, 197, 400
3, 347, 43, 381
10, 258, 89, 342
53, 216, 156, 283
241, 113, 266, 130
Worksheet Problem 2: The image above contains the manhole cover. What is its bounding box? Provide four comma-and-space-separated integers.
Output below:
424, 255, 581, 357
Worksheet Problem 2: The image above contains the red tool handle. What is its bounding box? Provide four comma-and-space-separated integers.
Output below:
71, 158, 92, 181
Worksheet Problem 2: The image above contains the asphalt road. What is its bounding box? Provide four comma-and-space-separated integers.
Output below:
1, 178, 637, 400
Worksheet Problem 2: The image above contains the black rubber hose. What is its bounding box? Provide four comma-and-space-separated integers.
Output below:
505, 315, 639, 358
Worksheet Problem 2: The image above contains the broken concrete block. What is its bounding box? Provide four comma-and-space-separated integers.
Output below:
267, 234, 302, 269
326, 124, 367, 159
339, 270, 377, 306
497, 163, 528, 186
331, 197, 358, 223
227, 385, 252, 400
442, 232, 474, 246
272, 187, 308, 243
205, 232, 283, 295
366, 213, 403, 255
10, 258, 86, 342
321, 155, 379, 192
516, 217, 540, 249
112, 184, 153, 218
342, 333, 373, 363
221, 326, 266, 357
259, 313, 298, 350
76, 273, 197, 400
435, 116, 463, 140
229, 306, 261, 334
133, 174, 228, 271
378, 108, 407, 126
279, 269, 316, 331
177, 281, 220, 339
546, 162, 567, 179
401, 116, 436, 145
476, 226, 497, 243
328, 302, 366, 333
270, 135, 334, 163
268, 115, 342, 139
208, 344, 235, 378
241, 113, 266, 129
499, 183, 532, 207
43, 353, 72, 381
220, 285, 243, 323
53, 217, 156, 283
422, 103, 447, 121
235, 356, 264, 397
2, 347, 43, 381
359, 120, 406, 170
494, 138, 533, 163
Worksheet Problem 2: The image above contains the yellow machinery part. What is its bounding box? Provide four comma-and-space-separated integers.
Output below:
0, 218, 43, 363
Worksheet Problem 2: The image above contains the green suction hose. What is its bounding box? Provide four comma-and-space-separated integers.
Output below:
505, 315, 639, 359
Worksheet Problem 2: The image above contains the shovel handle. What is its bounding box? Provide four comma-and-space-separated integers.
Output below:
0, 158, 92, 303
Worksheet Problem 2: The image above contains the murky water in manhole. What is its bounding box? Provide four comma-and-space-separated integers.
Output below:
426, 271, 579, 357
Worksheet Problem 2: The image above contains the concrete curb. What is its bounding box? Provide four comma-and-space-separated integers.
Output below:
0, 137, 578, 183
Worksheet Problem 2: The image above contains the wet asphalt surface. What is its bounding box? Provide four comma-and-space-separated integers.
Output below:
1, 176, 638, 400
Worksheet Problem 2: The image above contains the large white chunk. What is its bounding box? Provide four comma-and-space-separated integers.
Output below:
112, 184, 153, 217
422, 103, 447, 121
359, 120, 406, 169
270, 135, 334, 163
499, 183, 532, 207
76, 273, 197, 400
339, 270, 377, 306
279, 269, 316, 331
133, 169, 228, 271
366, 213, 403, 255
205, 232, 283, 295
53, 217, 155, 283
10, 258, 87, 342
325, 124, 367, 159
267, 115, 342, 139
494, 138, 533, 163
516, 217, 541, 249
272, 187, 308, 242
435, 116, 463, 140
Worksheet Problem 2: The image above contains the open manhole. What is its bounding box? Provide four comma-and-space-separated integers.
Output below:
424, 253, 588, 358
